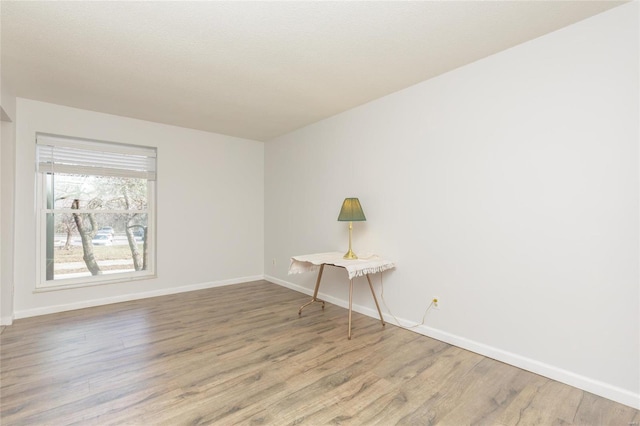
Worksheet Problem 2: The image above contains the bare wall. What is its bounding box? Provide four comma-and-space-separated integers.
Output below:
1, 74, 16, 325
265, 3, 639, 408
13, 99, 264, 317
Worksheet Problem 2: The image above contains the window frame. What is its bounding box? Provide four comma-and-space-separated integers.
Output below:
35, 134, 157, 290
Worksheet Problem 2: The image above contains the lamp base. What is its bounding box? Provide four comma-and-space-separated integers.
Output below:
343, 249, 358, 260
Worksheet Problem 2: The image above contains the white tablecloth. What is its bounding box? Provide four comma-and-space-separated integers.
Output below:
289, 252, 396, 280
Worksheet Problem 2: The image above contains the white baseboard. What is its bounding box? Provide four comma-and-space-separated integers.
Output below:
415, 323, 640, 410
265, 275, 640, 410
0, 315, 13, 326
13, 275, 265, 320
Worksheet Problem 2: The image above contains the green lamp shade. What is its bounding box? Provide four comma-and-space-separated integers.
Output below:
338, 198, 366, 222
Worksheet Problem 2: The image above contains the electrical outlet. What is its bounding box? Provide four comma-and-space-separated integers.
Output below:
432, 296, 440, 310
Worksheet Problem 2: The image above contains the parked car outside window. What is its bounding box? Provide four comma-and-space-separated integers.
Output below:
92, 233, 113, 246
98, 226, 115, 236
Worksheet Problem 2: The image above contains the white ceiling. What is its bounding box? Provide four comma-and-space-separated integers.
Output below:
1, 1, 625, 141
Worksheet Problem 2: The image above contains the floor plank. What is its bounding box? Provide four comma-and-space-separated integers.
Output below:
1, 280, 638, 425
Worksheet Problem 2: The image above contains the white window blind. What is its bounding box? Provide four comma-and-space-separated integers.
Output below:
36, 134, 157, 180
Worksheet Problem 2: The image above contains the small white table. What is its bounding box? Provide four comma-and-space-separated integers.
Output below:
289, 252, 396, 339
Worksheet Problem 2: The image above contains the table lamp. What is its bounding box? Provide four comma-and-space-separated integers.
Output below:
338, 198, 366, 259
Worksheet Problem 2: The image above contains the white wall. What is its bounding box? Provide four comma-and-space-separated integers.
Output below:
1, 74, 17, 325
13, 99, 264, 317
265, 3, 639, 409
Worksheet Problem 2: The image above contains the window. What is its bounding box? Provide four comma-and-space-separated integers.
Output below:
36, 134, 156, 288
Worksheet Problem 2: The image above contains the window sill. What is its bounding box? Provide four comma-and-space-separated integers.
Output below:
34, 272, 157, 293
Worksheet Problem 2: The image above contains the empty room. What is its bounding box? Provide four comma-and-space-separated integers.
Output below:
1, 1, 639, 424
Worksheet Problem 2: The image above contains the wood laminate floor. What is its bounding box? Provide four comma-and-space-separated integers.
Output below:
1, 280, 638, 425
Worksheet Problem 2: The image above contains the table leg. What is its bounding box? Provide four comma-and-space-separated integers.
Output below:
348, 278, 353, 340
298, 264, 326, 315
366, 274, 386, 326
